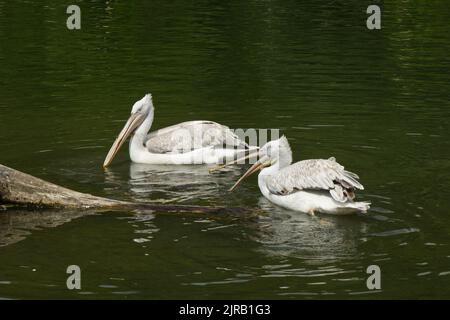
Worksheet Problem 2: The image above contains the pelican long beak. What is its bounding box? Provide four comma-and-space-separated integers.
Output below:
208, 151, 259, 173
103, 112, 146, 168
228, 155, 270, 192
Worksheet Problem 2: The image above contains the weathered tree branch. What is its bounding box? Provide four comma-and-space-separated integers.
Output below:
0, 164, 253, 216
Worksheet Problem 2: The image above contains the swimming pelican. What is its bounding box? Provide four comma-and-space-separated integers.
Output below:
103, 94, 256, 167
226, 136, 370, 215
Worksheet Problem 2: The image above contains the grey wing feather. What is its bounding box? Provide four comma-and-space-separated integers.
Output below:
266, 158, 364, 202
144, 121, 248, 154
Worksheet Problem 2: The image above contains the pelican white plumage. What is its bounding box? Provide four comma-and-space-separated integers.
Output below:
103, 94, 256, 167
227, 136, 370, 215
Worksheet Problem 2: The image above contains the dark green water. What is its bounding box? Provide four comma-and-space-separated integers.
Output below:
1, 0, 450, 299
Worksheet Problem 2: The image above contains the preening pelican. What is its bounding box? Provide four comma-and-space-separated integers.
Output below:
226, 136, 370, 215
103, 94, 256, 167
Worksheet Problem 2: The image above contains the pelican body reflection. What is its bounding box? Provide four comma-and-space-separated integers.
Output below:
103, 163, 245, 205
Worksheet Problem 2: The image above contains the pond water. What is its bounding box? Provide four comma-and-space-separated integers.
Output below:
0, 0, 450, 299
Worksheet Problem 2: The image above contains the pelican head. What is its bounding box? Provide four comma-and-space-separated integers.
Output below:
229, 136, 292, 191
103, 94, 154, 168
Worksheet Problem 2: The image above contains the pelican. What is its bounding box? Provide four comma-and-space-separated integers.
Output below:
103, 94, 256, 167
225, 136, 370, 215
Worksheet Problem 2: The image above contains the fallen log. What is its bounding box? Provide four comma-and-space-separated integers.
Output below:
0, 163, 254, 216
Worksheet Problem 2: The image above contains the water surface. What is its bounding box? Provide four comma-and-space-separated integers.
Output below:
1, 0, 450, 299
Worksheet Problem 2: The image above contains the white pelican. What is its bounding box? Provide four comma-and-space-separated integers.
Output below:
103, 94, 256, 167
226, 136, 370, 215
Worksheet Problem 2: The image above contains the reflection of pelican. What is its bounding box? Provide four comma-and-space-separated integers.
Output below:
253, 198, 364, 261
228, 136, 370, 215
129, 163, 219, 203
103, 94, 257, 167
104, 163, 244, 205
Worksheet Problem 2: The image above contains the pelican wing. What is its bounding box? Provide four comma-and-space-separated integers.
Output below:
144, 120, 249, 154
266, 157, 364, 202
